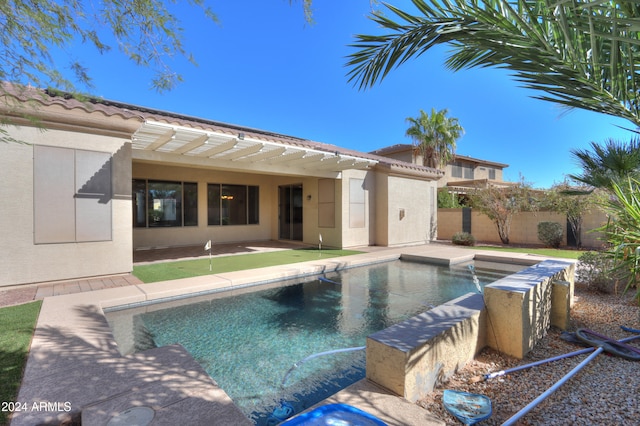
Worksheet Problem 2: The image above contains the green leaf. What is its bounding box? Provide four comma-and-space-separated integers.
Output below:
346, 0, 640, 126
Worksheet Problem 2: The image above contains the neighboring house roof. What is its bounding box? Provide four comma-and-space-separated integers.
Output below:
1, 84, 443, 180
369, 143, 413, 156
370, 143, 508, 170
446, 179, 517, 189
451, 154, 508, 169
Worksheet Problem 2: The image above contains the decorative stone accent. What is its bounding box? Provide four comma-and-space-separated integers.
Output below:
365, 257, 576, 401
484, 260, 575, 359
551, 280, 571, 330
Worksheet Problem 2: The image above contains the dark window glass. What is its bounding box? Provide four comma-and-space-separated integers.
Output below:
133, 179, 147, 228
248, 185, 259, 224
134, 180, 198, 227
183, 182, 198, 226
452, 161, 474, 179
463, 165, 474, 179
208, 183, 259, 225
222, 184, 246, 225
148, 181, 182, 227
207, 184, 221, 226
452, 162, 462, 178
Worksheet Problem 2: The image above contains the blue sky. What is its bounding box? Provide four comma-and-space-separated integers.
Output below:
46, 0, 635, 188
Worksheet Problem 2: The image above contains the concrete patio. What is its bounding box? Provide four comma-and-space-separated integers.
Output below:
9, 243, 558, 425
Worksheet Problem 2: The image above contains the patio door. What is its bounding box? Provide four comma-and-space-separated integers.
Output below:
279, 184, 303, 241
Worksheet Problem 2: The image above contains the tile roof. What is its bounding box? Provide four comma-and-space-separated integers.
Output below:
2, 83, 443, 178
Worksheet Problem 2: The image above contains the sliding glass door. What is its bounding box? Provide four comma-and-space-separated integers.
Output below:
278, 184, 303, 241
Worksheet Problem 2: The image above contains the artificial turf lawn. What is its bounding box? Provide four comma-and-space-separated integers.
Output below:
133, 249, 363, 283
0, 301, 42, 426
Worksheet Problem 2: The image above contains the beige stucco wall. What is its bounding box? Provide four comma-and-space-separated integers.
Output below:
378, 150, 416, 164
438, 208, 608, 248
440, 163, 505, 188
473, 165, 503, 181
375, 173, 436, 247
133, 162, 275, 249
375, 173, 390, 246
340, 169, 376, 248
580, 209, 609, 249
133, 163, 354, 250
0, 126, 132, 287
315, 178, 343, 249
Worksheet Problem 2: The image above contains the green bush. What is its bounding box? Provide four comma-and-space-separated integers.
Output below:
595, 178, 640, 301
452, 232, 476, 246
537, 221, 563, 248
577, 251, 627, 293
437, 188, 462, 208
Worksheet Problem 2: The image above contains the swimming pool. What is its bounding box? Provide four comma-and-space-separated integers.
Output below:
106, 259, 523, 424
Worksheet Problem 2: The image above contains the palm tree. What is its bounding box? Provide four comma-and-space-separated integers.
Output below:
406, 108, 464, 169
570, 137, 640, 190
346, 0, 640, 127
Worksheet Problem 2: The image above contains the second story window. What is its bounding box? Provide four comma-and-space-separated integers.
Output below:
452, 161, 474, 179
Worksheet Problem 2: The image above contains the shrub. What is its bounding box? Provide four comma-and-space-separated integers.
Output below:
452, 232, 475, 246
437, 188, 462, 208
577, 251, 628, 293
537, 221, 563, 248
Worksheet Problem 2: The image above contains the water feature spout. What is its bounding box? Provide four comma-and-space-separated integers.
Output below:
468, 264, 482, 293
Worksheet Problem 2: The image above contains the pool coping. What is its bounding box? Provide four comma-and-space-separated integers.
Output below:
11, 245, 560, 425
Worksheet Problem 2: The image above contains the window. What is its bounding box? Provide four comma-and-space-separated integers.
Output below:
451, 162, 462, 178
133, 180, 147, 228
183, 182, 198, 226
208, 184, 259, 225
488, 168, 496, 180
133, 180, 198, 227
34, 146, 112, 243
451, 161, 474, 179
464, 165, 474, 179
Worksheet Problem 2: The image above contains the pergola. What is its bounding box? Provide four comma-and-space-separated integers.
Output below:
132, 121, 378, 178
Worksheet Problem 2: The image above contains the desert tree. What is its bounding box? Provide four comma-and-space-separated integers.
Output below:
541, 179, 602, 248
468, 179, 537, 244
0, 1, 315, 94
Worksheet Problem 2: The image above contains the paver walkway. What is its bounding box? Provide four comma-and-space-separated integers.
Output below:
0, 274, 144, 308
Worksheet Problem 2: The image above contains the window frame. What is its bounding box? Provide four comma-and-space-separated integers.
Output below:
207, 183, 259, 226
132, 179, 198, 228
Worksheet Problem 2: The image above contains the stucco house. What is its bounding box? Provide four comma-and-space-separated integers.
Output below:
370, 144, 514, 203
0, 85, 442, 287
370, 144, 510, 186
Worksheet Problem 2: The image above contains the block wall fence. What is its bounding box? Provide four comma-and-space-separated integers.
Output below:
437, 208, 608, 248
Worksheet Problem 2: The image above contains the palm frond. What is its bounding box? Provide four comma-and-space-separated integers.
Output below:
346, 0, 640, 126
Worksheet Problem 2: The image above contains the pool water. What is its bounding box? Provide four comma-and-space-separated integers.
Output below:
106, 260, 522, 424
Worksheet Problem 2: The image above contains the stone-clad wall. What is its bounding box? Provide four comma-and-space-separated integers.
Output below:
365, 258, 575, 402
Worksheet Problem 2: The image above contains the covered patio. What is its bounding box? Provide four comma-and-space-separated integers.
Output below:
1, 84, 441, 289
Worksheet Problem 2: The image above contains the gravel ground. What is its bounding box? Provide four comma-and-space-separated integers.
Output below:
417, 283, 640, 425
